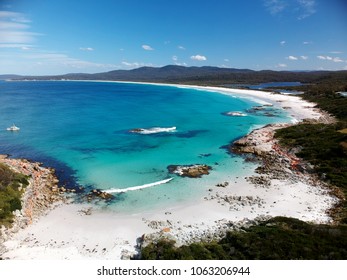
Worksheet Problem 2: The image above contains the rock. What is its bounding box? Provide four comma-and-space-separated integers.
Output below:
87, 189, 113, 201
167, 164, 212, 178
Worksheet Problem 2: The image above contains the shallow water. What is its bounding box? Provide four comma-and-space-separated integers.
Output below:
0, 81, 291, 212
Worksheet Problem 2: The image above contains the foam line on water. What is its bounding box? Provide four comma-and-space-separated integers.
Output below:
104, 178, 173, 193
130, 126, 177, 134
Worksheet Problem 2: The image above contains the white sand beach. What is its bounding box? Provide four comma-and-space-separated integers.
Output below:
0, 84, 338, 260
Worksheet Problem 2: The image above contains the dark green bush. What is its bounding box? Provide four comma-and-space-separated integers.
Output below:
141, 217, 347, 260
0, 163, 29, 226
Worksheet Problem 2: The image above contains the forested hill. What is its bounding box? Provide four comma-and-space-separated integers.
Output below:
6, 65, 347, 86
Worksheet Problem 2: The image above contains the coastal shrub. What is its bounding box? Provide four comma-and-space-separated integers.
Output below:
141, 217, 347, 260
0, 187, 22, 225
0, 163, 28, 226
275, 124, 347, 189
302, 89, 347, 121
0, 163, 29, 190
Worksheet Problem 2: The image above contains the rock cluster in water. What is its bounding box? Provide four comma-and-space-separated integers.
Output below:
167, 164, 212, 178
86, 189, 113, 202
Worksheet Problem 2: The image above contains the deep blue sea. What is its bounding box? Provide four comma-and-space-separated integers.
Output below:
0, 81, 290, 212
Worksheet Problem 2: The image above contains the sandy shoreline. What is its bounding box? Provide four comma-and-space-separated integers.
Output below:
0, 83, 339, 260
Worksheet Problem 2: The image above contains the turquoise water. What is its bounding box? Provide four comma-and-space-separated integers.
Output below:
0, 81, 290, 212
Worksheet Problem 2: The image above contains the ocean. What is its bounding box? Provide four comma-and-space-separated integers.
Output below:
0, 81, 291, 213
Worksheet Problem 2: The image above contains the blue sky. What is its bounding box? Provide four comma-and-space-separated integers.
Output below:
0, 0, 346, 75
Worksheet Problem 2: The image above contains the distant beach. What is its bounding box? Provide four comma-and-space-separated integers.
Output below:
0, 83, 339, 260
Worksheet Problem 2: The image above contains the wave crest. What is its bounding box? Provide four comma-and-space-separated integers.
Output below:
130, 126, 177, 134
104, 178, 173, 194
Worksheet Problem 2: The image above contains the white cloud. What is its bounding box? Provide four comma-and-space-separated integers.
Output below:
287, 55, 298, 60
79, 47, 94, 51
297, 0, 316, 20
122, 61, 154, 68
142, 44, 154, 51
264, 0, 287, 15
280, 40, 286, 46
22, 51, 118, 69
172, 55, 178, 61
190, 54, 207, 61
0, 11, 31, 23
264, 0, 316, 19
224, 58, 229, 62
332, 57, 343, 63
122, 61, 136, 67
0, 11, 39, 46
178, 45, 186, 50
0, 21, 29, 30
0, 31, 38, 44
303, 41, 312, 45
175, 62, 188, 66
287, 55, 308, 61
286, 55, 310, 61
317, 55, 344, 62
330, 51, 343, 54
0, 43, 32, 49
277, 63, 287, 68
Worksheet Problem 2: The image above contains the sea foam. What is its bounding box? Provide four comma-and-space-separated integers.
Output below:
130, 126, 177, 134
104, 178, 173, 193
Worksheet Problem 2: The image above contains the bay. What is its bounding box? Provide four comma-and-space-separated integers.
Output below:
0, 81, 290, 212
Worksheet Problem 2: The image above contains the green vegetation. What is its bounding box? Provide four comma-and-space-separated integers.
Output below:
302, 91, 347, 122
275, 123, 347, 190
141, 217, 347, 260
0, 163, 29, 226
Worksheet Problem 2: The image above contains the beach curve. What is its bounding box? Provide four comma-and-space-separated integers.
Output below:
0, 82, 339, 260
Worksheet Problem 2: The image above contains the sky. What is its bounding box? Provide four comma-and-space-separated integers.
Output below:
0, 0, 347, 75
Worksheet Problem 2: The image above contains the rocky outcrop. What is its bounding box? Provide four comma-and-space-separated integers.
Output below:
229, 123, 339, 214
232, 123, 289, 156
167, 164, 212, 178
0, 156, 66, 256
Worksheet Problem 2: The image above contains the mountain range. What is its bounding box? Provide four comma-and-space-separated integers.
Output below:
1, 65, 347, 86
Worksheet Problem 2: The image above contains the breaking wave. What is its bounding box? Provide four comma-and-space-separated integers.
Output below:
104, 178, 173, 194
130, 126, 177, 134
